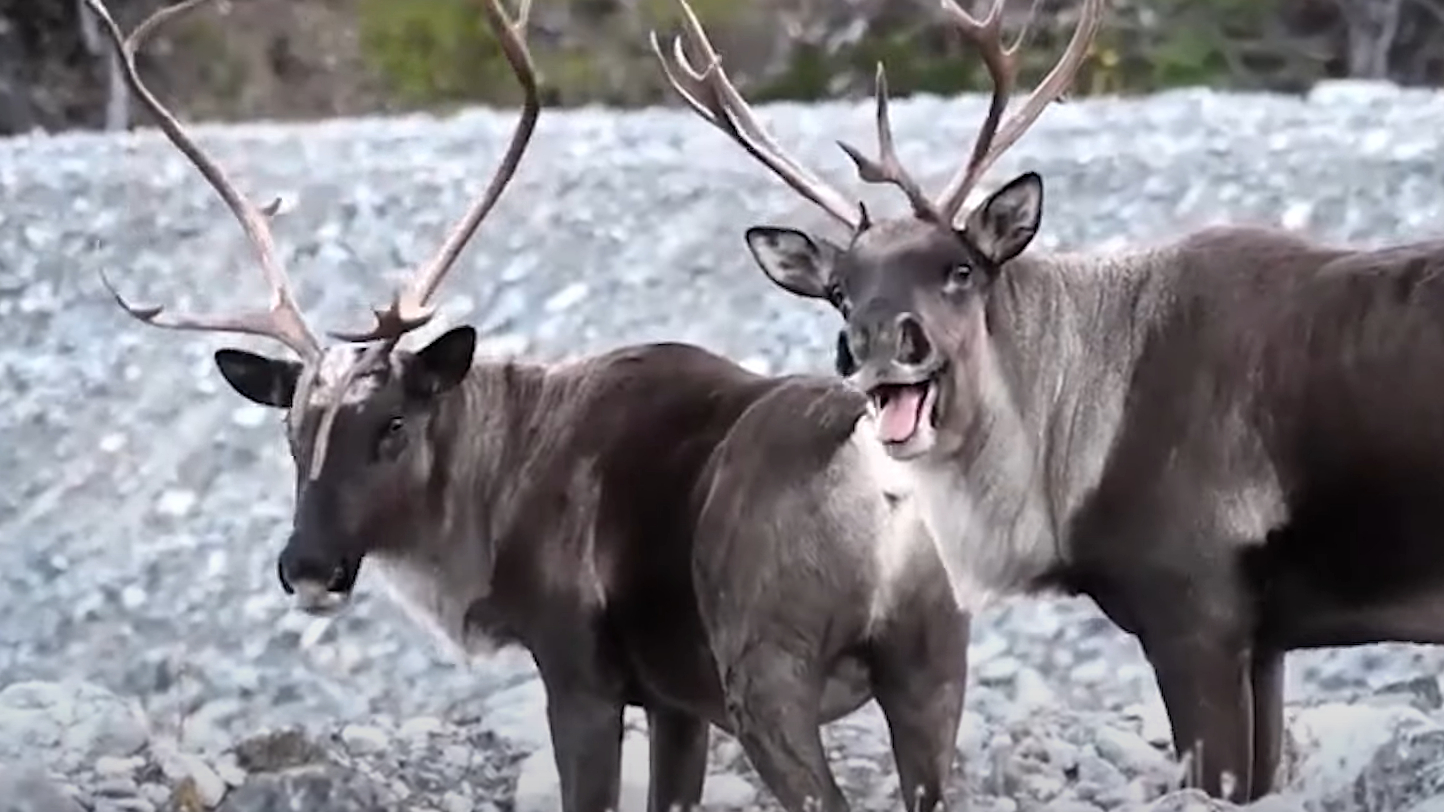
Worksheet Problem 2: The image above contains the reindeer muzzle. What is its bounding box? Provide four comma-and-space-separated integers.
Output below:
277, 552, 360, 617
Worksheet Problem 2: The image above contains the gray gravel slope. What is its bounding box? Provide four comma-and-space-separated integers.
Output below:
4, 79, 1444, 788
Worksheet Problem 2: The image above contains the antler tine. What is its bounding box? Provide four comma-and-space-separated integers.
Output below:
934, 0, 1106, 223
836, 63, 939, 221
649, 0, 862, 230
84, 0, 322, 361
330, 0, 541, 345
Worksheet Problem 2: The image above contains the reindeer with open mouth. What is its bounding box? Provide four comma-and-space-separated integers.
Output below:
89, 0, 974, 809
659, 0, 1444, 803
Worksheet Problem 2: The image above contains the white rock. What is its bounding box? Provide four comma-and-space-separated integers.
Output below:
1285, 703, 1440, 805
481, 678, 550, 751
399, 716, 444, 739
174, 753, 227, 808
543, 282, 588, 313
94, 755, 144, 776
155, 489, 197, 517
212, 755, 247, 788
230, 405, 268, 428
339, 724, 390, 755
1122, 700, 1172, 747
441, 791, 473, 812
702, 772, 757, 808
0, 764, 85, 812
0, 681, 149, 774
1093, 726, 1167, 774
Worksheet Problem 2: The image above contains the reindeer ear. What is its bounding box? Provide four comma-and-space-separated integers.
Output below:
964, 171, 1043, 266
744, 226, 841, 300
406, 325, 476, 399
214, 348, 301, 409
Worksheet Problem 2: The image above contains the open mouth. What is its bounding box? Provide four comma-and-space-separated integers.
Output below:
867, 378, 938, 447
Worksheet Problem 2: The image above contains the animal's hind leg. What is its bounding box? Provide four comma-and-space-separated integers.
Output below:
868, 613, 970, 812
723, 646, 848, 812
646, 706, 709, 812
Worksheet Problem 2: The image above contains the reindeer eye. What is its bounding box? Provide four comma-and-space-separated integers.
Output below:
949, 263, 973, 284
373, 416, 407, 462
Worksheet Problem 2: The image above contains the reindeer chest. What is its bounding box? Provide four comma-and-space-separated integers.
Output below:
366, 552, 507, 664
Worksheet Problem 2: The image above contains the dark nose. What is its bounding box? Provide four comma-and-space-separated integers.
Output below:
277, 543, 357, 595
895, 313, 935, 367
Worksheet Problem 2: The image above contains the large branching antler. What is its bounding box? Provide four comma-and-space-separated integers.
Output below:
85, 0, 322, 362
329, 0, 541, 347
933, 0, 1106, 223
652, 0, 1105, 229
648, 0, 863, 231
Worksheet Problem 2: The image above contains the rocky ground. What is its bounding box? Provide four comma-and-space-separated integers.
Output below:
5, 79, 1444, 811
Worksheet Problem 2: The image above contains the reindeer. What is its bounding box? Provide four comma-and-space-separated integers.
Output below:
653, 0, 1444, 804
86, 1, 973, 810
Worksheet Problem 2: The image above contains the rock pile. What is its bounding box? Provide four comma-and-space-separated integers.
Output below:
6, 678, 1444, 811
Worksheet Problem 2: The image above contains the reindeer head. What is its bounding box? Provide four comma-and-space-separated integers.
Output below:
653, 0, 1103, 461
88, 0, 540, 615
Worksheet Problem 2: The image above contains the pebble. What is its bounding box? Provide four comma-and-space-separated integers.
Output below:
440, 791, 473, 812
339, 724, 390, 756
702, 773, 757, 807
1093, 726, 1166, 774
543, 282, 588, 313
154, 489, 197, 518
94, 756, 144, 777
92, 777, 140, 797
399, 716, 443, 739
178, 754, 227, 808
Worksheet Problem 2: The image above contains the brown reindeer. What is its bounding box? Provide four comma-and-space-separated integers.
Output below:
87, 1, 973, 810
658, 0, 1444, 803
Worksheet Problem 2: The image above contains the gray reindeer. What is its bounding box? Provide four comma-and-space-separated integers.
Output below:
89, 0, 973, 810
658, 0, 1444, 803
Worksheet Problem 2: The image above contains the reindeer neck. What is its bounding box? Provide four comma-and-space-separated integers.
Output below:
1002, 247, 1179, 519
432, 358, 555, 530
917, 246, 1178, 590
363, 356, 560, 659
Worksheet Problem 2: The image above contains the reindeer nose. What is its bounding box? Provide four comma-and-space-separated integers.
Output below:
277, 545, 356, 595
895, 313, 935, 367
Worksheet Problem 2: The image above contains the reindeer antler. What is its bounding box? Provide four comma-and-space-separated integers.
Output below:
836, 63, 939, 222
649, 0, 863, 230
652, 0, 1105, 229
85, 0, 322, 362
329, 0, 541, 347
933, 0, 1106, 224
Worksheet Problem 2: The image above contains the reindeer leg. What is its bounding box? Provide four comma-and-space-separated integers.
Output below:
542, 685, 626, 812
866, 611, 970, 812
1133, 611, 1255, 804
1084, 557, 1256, 805
1248, 646, 1286, 800
646, 706, 709, 812
722, 646, 848, 812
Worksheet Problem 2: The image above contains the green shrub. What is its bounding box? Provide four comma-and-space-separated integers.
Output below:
356, 0, 742, 108
357, 0, 516, 106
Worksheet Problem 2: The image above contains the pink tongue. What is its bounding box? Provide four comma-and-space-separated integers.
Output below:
876, 387, 924, 444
